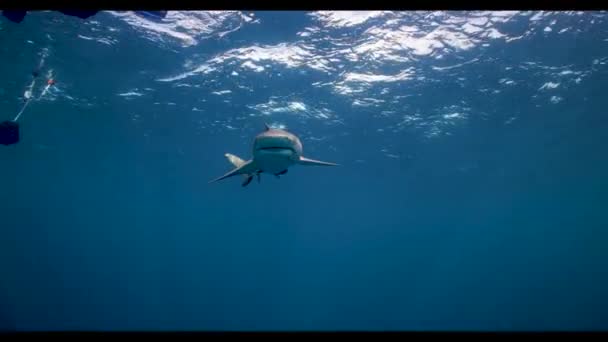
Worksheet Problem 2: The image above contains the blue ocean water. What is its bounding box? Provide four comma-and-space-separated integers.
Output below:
0, 10, 607, 331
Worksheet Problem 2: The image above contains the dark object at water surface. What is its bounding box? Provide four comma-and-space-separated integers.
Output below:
1, 10, 99, 23
1, 11, 27, 23
2, 10, 167, 23
0, 120, 19, 146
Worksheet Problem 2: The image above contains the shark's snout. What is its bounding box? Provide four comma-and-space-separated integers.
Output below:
255, 135, 296, 151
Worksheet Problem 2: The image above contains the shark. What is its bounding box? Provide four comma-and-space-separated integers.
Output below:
209, 124, 338, 187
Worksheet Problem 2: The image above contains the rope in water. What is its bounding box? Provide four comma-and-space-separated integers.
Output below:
13, 77, 54, 122
13, 47, 53, 122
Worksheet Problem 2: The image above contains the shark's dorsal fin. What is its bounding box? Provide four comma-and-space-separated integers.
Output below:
264, 123, 271, 131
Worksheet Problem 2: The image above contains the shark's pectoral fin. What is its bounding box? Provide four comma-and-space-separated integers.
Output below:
298, 156, 339, 167
209, 160, 256, 184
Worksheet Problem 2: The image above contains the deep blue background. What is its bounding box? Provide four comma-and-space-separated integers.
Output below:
0, 11, 607, 331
